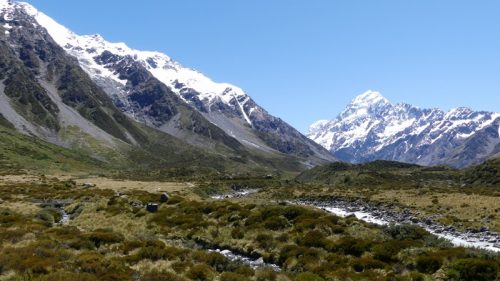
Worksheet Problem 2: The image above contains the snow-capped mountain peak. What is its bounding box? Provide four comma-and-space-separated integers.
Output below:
338, 90, 391, 122
350, 90, 390, 107
308, 91, 500, 167
16, 1, 254, 125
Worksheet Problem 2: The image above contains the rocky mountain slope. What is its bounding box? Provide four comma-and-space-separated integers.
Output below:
22, 1, 333, 163
0, 0, 333, 175
308, 90, 499, 167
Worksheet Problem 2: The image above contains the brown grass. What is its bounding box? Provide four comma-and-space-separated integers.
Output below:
372, 190, 500, 231
70, 177, 199, 199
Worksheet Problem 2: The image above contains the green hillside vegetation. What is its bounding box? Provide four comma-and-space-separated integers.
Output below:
294, 160, 461, 188
462, 157, 500, 186
295, 159, 500, 189
0, 119, 304, 180
0, 126, 107, 174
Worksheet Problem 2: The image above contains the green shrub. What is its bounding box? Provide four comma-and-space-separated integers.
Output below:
231, 227, 245, 239
447, 258, 498, 281
408, 271, 425, 281
255, 268, 277, 281
415, 255, 442, 274
372, 240, 419, 262
279, 245, 320, 267
32, 271, 99, 281
245, 212, 263, 227
0, 209, 24, 227
191, 251, 228, 272
138, 246, 169, 261
121, 240, 146, 254
294, 272, 325, 281
36, 209, 55, 226
136, 244, 187, 262
351, 257, 386, 272
220, 272, 251, 281
67, 238, 95, 250
298, 230, 326, 248
172, 261, 192, 273
331, 237, 371, 257
76, 252, 105, 274
283, 206, 310, 221
263, 216, 289, 230
384, 224, 429, 241
256, 233, 274, 249
85, 229, 124, 247
186, 264, 214, 281
141, 270, 185, 281
233, 265, 254, 276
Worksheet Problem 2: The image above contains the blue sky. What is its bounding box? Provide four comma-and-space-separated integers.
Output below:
26, 0, 500, 133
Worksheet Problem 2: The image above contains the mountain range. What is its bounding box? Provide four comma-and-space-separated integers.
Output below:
308, 90, 500, 167
0, 0, 497, 174
0, 0, 333, 175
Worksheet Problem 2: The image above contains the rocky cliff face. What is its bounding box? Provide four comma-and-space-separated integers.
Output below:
308, 90, 499, 167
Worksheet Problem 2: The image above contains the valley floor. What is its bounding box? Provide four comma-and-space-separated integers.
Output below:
0, 172, 498, 281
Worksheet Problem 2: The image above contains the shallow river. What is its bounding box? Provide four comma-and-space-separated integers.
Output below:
296, 200, 500, 253
211, 189, 500, 253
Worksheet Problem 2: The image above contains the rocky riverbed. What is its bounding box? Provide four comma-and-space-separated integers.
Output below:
210, 189, 500, 252
295, 198, 500, 252
194, 239, 281, 271
211, 188, 260, 200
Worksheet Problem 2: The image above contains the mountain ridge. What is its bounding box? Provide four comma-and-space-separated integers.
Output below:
308, 90, 500, 167
20, 1, 333, 163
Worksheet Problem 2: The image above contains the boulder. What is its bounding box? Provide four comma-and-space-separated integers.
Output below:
146, 203, 158, 213
160, 193, 169, 203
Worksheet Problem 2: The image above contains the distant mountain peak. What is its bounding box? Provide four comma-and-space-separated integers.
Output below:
338, 90, 391, 122
350, 90, 390, 107
308, 91, 500, 168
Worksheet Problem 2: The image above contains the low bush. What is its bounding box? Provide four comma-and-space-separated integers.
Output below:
256, 233, 274, 249
415, 255, 442, 274
351, 257, 386, 272
294, 272, 325, 281
231, 227, 245, 239
191, 251, 228, 272
141, 269, 186, 281
384, 224, 429, 241
220, 272, 251, 281
372, 240, 419, 262
447, 258, 498, 281
263, 216, 289, 230
331, 236, 371, 257
186, 264, 214, 281
85, 229, 124, 248
298, 230, 327, 248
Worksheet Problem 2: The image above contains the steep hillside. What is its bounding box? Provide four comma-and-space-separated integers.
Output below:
0, 124, 107, 174
0, 0, 331, 176
25, 4, 333, 164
